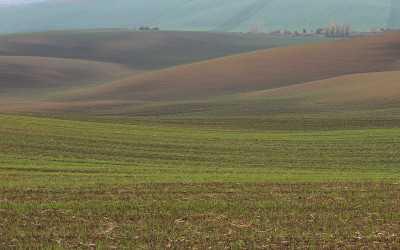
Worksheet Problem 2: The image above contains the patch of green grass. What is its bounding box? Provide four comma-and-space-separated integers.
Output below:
1, 114, 399, 248
1, 114, 400, 176
1, 182, 399, 248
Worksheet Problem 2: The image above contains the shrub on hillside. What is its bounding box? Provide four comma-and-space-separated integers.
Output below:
139, 26, 160, 31
283, 29, 291, 35
270, 30, 281, 35
139, 26, 151, 31
315, 28, 323, 34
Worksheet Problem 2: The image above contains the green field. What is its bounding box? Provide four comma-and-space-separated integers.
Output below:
1, 114, 400, 248
0, 0, 397, 34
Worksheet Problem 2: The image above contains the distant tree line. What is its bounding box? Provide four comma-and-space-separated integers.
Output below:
247, 21, 352, 37
246, 20, 398, 38
138, 26, 160, 31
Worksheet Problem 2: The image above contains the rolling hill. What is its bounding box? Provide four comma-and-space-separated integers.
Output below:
0, 30, 326, 70
71, 31, 400, 102
1, 31, 399, 117
243, 71, 400, 103
0, 0, 398, 34
233, 70, 400, 117
0, 29, 326, 99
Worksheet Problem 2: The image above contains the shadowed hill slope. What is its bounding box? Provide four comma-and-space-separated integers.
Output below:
0, 56, 131, 98
76, 32, 400, 103
1, 30, 323, 69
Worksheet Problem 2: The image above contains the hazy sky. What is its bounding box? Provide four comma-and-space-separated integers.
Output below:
0, 0, 49, 6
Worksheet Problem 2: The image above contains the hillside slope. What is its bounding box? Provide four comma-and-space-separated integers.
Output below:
75, 32, 400, 102
232, 70, 400, 116
0, 56, 131, 98
243, 71, 400, 103
1, 30, 325, 98
0, 0, 397, 34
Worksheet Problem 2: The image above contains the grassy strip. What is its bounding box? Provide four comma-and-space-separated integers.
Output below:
1, 114, 399, 176
29, 114, 400, 131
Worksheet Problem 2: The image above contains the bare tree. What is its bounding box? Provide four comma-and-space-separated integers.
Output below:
248, 21, 264, 35
370, 25, 379, 33
343, 22, 351, 36
335, 21, 342, 37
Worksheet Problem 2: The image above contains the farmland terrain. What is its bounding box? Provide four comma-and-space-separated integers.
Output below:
1, 114, 399, 248
0, 0, 399, 34
1, 29, 400, 248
